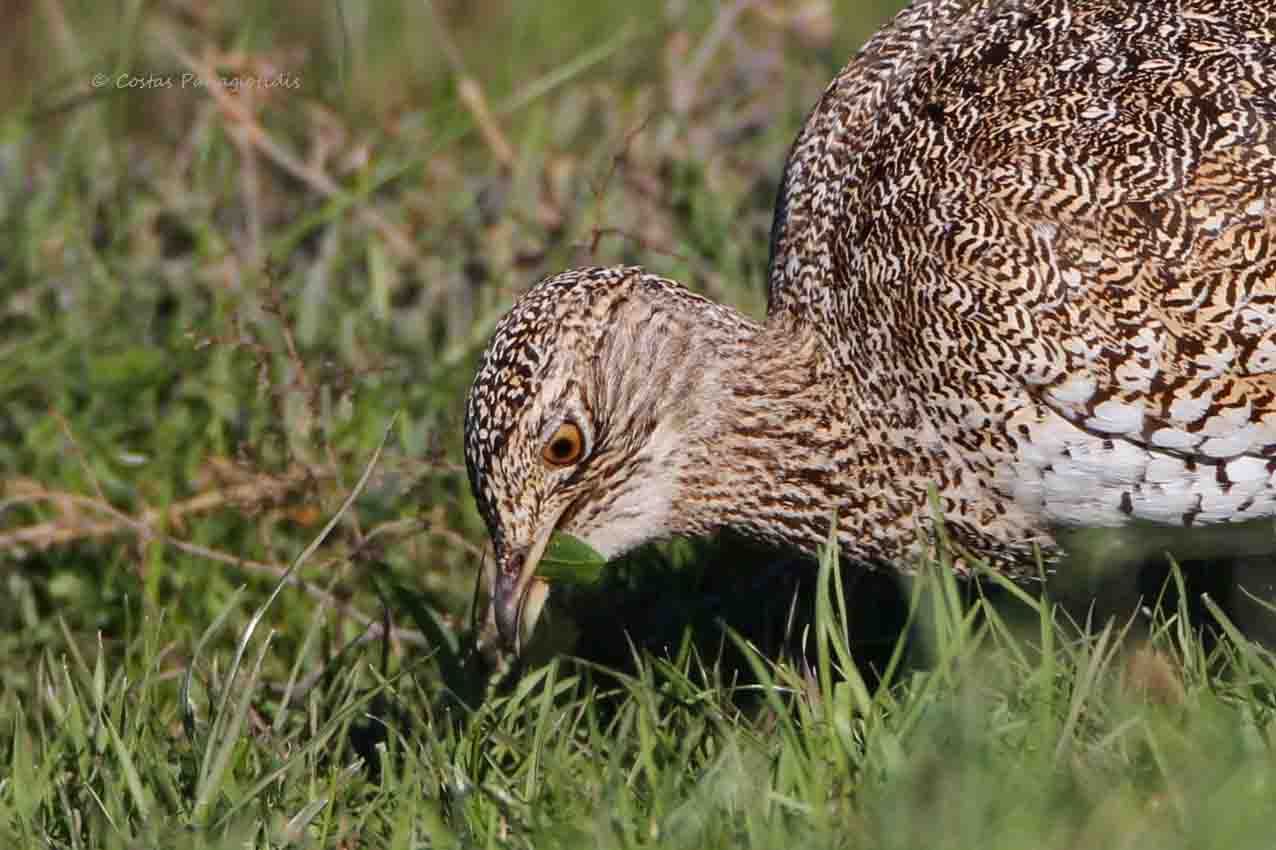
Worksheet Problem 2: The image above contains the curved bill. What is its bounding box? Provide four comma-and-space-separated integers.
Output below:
491, 522, 557, 652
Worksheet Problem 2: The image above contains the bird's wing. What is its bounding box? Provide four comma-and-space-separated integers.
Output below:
767, 0, 1276, 461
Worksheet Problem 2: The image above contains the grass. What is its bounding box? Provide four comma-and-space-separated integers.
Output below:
4, 0, 1276, 846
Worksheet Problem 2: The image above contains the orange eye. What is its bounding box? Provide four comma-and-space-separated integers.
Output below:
542, 422, 585, 467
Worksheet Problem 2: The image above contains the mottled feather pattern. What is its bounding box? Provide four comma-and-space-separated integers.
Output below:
466, 0, 1276, 599
768, 0, 1276, 554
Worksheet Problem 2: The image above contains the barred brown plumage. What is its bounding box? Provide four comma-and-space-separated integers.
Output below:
463, 0, 1276, 650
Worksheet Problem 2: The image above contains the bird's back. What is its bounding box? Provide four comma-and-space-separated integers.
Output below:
767, 0, 1276, 543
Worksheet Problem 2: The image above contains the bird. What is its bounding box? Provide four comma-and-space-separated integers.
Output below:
464, 0, 1276, 650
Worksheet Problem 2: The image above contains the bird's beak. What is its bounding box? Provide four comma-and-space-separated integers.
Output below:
492, 523, 556, 652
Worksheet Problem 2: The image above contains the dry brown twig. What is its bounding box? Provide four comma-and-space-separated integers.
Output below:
1, 476, 431, 647
4, 417, 402, 642
423, 0, 515, 169
671, 0, 761, 115
50, 409, 110, 506
0, 469, 314, 552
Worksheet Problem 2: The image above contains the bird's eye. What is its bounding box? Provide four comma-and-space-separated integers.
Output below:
542, 422, 585, 467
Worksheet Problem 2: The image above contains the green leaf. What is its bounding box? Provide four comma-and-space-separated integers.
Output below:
537, 533, 607, 585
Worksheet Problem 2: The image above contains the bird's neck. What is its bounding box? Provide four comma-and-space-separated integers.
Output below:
669, 313, 904, 562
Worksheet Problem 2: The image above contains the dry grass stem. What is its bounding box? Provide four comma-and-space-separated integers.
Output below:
158, 30, 424, 265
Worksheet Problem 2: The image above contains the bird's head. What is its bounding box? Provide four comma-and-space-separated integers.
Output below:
463, 266, 747, 650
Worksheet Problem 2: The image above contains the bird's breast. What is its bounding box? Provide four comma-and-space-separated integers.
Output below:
1000, 405, 1276, 531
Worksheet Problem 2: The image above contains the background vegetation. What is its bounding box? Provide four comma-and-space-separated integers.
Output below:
4, 1, 1276, 847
